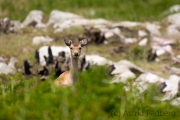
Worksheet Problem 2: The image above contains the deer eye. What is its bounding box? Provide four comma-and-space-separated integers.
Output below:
79, 48, 81, 50
70, 47, 73, 50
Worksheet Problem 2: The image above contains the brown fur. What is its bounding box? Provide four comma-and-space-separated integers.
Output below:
71, 43, 80, 47
54, 71, 72, 86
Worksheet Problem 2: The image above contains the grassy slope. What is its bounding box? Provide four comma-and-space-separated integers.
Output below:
0, 0, 180, 120
0, 0, 180, 21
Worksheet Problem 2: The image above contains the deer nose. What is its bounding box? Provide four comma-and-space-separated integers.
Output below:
74, 53, 79, 57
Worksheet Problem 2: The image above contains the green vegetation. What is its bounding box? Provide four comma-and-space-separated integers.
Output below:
0, 0, 180, 119
0, 0, 179, 21
0, 66, 179, 120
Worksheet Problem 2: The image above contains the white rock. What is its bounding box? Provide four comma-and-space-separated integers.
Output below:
169, 4, 180, 13
164, 45, 173, 54
109, 60, 144, 80
21, 10, 45, 28
10, 20, 21, 32
124, 38, 137, 44
110, 70, 136, 84
112, 21, 141, 28
104, 28, 121, 39
163, 13, 180, 26
166, 24, 180, 39
53, 19, 89, 32
135, 72, 165, 83
89, 18, 111, 25
151, 45, 173, 57
161, 75, 180, 101
32, 36, 53, 45
104, 31, 114, 39
0, 17, 21, 33
85, 55, 113, 66
138, 38, 148, 46
47, 10, 82, 26
114, 60, 144, 74
144, 22, 161, 36
53, 18, 110, 33
46, 10, 111, 32
156, 48, 166, 56
132, 81, 149, 93
132, 73, 165, 93
111, 65, 130, 75
163, 4, 180, 15
0, 57, 18, 75
38, 46, 70, 66
138, 30, 148, 37
170, 97, 180, 107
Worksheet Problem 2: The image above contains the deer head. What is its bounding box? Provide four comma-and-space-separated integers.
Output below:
64, 38, 87, 58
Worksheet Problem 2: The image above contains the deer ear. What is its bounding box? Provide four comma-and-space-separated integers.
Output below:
80, 39, 88, 47
64, 38, 72, 46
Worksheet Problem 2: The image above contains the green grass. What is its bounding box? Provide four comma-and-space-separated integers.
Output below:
0, 66, 179, 120
0, 0, 180, 21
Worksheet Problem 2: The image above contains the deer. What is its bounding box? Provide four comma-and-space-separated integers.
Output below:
54, 38, 88, 86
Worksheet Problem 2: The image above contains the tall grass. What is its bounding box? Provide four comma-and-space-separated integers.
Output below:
0, 66, 179, 120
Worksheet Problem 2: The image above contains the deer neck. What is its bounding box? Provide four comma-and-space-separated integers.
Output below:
70, 56, 79, 83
